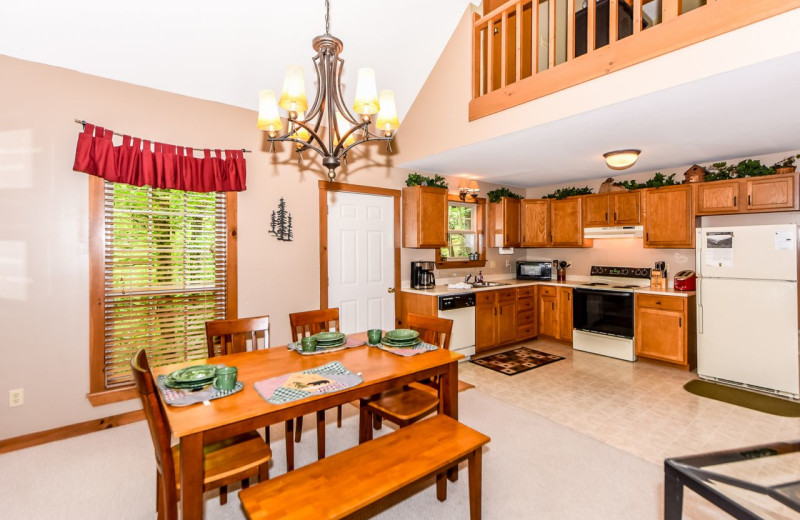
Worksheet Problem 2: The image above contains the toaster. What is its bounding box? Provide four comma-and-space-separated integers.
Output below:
673, 270, 696, 291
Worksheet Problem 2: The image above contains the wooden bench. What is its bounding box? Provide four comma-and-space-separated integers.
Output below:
239, 415, 490, 520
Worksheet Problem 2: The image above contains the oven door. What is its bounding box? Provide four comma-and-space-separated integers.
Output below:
573, 289, 634, 338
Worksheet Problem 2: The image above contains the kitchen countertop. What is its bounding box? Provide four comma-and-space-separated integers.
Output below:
402, 279, 695, 297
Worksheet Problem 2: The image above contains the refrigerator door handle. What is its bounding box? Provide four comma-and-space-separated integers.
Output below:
696, 277, 703, 335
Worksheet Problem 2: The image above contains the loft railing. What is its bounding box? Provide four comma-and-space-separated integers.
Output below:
470, 0, 800, 120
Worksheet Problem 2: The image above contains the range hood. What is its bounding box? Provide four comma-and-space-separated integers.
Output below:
584, 226, 643, 239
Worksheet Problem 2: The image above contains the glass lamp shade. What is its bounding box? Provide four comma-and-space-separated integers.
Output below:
335, 112, 356, 147
376, 90, 399, 134
604, 149, 641, 170
352, 68, 380, 115
257, 90, 283, 132
278, 65, 308, 113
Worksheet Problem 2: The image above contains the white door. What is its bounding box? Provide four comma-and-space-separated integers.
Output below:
327, 191, 395, 334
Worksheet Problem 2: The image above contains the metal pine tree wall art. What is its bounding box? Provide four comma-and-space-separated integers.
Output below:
269, 197, 294, 241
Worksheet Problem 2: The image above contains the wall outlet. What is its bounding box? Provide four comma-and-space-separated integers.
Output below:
9, 388, 23, 407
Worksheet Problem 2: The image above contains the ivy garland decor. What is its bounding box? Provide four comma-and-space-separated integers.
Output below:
618, 172, 679, 191
541, 186, 593, 200
486, 187, 523, 203
405, 172, 448, 189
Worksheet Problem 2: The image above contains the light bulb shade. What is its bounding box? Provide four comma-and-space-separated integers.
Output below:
257, 90, 283, 132
353, 68, 380, 115
288, 112, 310, 141
335, 112, 356, 147
278, 65, 308, 113
604, 149, 641, 170
468, 180, 480, 192
376, 90, 399, 132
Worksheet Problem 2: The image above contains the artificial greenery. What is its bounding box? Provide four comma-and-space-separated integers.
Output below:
541, 186, 593, 200
618, 172, 679, 191
736, 159, 772, 178
704, 162, 737, 182
773, 154, 800, 169
704, 159, 774, 181
405, 172, 448, 189
486, 187, 523, 203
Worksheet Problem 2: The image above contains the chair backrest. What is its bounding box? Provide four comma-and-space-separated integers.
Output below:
205, 316, 270, 358
130, 349, 177, 491
289, 308, 340, 342
406, 313, 453, 350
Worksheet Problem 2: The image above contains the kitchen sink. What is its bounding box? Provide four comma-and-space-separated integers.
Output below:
471, 281, 510, 287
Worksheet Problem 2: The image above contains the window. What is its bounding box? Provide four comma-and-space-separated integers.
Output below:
435, 195, 486, 268
88, 178, 236, 404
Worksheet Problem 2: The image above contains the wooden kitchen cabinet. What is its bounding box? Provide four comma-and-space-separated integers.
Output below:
557, 287, 573, 341
694, 180, 741, 215
475, 289, 517, 352
550, 198, 587, 247
488, 197, 521, 247
635, 293, 696, 370
520, 199, 550, 247
694, 173, 798, 216
745, 174, 797, 211
643, 185, 694, 249
583, 192, 641, 227
538, 286, 559, 338
516, 286, 537, 340
402, 186, 447, 248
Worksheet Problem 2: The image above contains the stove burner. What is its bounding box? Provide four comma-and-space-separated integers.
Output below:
583, 282, 609, 286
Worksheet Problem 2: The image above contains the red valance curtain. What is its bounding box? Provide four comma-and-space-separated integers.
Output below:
73, 123, 246, 192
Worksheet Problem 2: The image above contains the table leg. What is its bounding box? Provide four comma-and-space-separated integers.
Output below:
468, 449, 483, 520
436, 471, 447, 501
440, 361, 459, 482
664, 462, 685, 520
180, 433, 204, 519
316, 410, 326, 460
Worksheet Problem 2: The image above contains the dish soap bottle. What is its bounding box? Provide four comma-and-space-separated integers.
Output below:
476, 270, 484, 283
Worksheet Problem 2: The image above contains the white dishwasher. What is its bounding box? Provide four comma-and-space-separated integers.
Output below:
437, 293, 476, 359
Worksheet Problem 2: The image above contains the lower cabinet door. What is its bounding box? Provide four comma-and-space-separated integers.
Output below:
557, 288, 573, 341
539, 294, 558, 338
475, 301, 496, 352
635, 308, 685, 364
496, 301, 516, 344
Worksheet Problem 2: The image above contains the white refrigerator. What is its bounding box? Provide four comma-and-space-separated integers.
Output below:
696, 224, 800, 399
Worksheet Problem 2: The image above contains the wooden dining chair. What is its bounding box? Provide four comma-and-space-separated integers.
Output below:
359, 313, 453, 442
205, 315, 299, 471
130, 349, 271, 520
288, 308, 344, 458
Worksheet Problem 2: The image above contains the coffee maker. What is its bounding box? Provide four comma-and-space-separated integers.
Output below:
411, 261, 436, 289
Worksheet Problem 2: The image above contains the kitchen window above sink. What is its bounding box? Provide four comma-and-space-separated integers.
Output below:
436, 195, 486, 269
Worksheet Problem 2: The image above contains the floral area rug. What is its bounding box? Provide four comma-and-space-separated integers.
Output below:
471, 347, 565, 376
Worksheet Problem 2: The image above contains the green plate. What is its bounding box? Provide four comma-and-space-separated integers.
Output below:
313, 332, 346, 343
164, 378, 212, 390
316, 338, 347, 349
169, 365, 217, 383
382, 337, 421, 348
384, 329, 419, 341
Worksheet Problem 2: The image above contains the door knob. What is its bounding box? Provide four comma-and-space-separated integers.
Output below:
387, 287, 395, 293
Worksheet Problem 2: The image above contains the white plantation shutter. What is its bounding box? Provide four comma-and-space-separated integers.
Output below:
101, 181, 228, 389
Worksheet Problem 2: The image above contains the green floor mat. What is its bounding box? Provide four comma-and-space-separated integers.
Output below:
684, 379, 800, 417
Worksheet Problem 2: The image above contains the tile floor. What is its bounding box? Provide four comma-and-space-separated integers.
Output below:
460, 338, 800, 466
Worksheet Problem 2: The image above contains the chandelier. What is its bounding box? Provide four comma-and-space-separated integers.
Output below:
257, 0, 399, 182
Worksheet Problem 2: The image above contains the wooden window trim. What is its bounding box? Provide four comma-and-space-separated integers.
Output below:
436, 195, 487, 269
86, 177, 238, 406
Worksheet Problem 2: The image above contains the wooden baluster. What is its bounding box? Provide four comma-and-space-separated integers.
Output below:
566, 0, 575, 61
473, 14, 481, 98
487, 19, 495, 91
662, 0, 680, 22
516, 3, 522, 83
532, 0, 539, 74
609, 0, 618, 43
548, 0, 556, 69
501, 11, 508, 87
633, 0, 643, 33
587, 0, 596, 53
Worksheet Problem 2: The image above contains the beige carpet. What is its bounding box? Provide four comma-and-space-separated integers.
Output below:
0, 389, 705, 519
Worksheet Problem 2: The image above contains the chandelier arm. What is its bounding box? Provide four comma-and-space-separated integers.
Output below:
268, 135, 326, 158
282, 117, 330, 156
335, 133, 394, 158
332, 56, 361, 125
303, 54, 325, 124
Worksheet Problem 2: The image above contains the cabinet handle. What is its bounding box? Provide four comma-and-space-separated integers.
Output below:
748, 195, 751, 205
494, 307, 497, 316
522, 235, 526, 243
500, 307, 503, 315
605, 212, 608, 221
552, 302, 555, 310
733, 195, 737, 206
679, 317, 682, 327
614, 212, 617, 221
646, 232, 649, 241
656, 301, 661, 305
567, 293, 570, 301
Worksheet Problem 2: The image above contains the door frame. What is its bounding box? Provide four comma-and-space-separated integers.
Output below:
318, 181, 402, 328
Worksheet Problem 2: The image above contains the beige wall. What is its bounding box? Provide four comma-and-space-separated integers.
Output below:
522, 149, 800, 279
0, 55, 422, 440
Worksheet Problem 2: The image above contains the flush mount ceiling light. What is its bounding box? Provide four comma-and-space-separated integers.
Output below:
603, 149, 641, 170
257, 0, 399, 182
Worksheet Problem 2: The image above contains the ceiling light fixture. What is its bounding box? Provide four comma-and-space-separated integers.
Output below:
603, 149, 641, 170
257, 0, 399, 182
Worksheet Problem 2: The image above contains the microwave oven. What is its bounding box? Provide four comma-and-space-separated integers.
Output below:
517, 261, 552, 280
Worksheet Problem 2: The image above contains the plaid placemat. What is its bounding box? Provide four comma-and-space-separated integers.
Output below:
156, 374, 243, 407
377, 341, 438, 357
254, 361, 363, 405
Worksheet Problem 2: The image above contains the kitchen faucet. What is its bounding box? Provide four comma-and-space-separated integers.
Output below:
464, 273, 473, 284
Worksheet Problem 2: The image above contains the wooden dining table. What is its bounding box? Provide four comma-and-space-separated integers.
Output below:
151, 332, 463, 519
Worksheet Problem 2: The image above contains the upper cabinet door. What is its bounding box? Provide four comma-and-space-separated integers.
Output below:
489, 197, 521, 247
582, 194, 610, 227
402, 186, 447, 248
643, 185, 694, 248
550, 198, 585, 247
694, 180, 741, 215
612, 191, 642, 225
746, 175, 797, 211
521, 199, 551, 247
